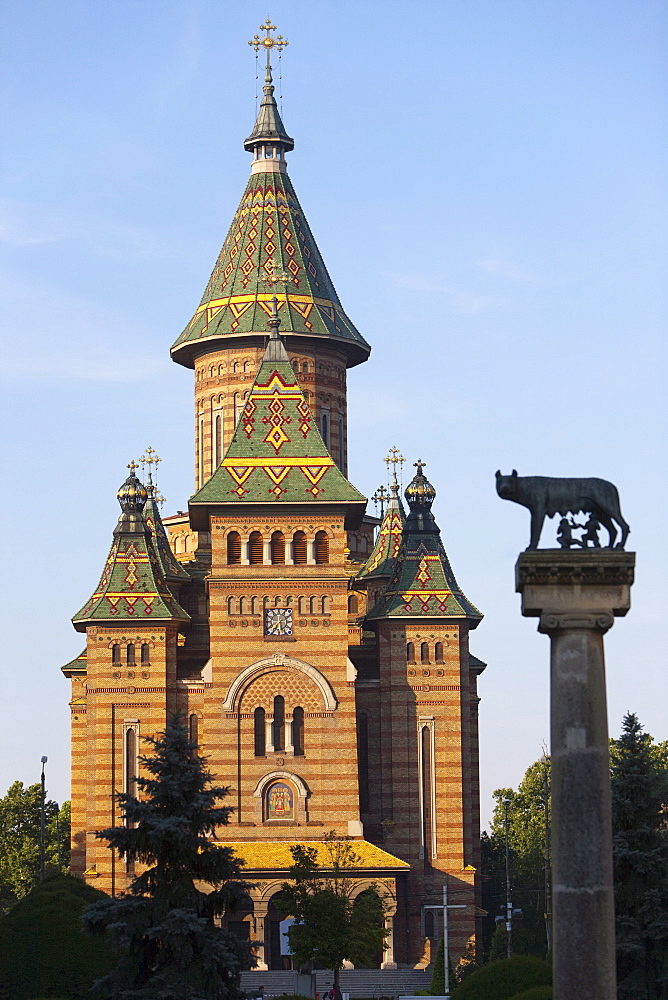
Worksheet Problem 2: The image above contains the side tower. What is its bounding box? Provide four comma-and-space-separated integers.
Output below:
360, 462, 485, 964
171, 24, 370, 487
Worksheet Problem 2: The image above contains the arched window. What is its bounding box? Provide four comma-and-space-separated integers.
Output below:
292, 530, 307, 564
227, 596, 238, 615
215, 414, 222, 466
126, 643, 136, 667
112, 643, 121, 666
292, 707, 304, 756
140, 643, 150, 666
254, 707, 266, 757
435, 642, 444, 663
189, 713, 198, 748
227, 531, 241, 565
125, 728, 136, 799
315, 531, 329, 564
321, 412, 329, 446
239, 596, 248, 615
274, 595, 282, 606
243, 360, 250, 373
301, 361, 308, 372
421, 642, 430, 664
309, 596, 318, 615
249, 531, 263, 565
272, 696, 285, 752
421, 725, 433, 858
298, 596, 308, 615
233, 392, 242, 425
233, 361, 239, 373
321, 596, 331, 614
407, 642, 415, 663
251, 596, 260, 615
424, 910, 435, 938
270, 531, 285, 564
348, 594, 359, 614
358, 712, 369, 812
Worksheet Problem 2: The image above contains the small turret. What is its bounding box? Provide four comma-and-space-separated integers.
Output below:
72, 467, 189, 629
366, 461, 482, 622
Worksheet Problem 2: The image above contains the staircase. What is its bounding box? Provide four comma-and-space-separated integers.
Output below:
240, 968, 432, 999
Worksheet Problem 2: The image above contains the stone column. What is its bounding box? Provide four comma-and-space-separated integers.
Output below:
516, 550, 634, 1000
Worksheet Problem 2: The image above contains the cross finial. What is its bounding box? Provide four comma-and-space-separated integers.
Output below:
414, 458, 426, 475
248, 18, 289, 68
372, 484, 390, 518
385, 446, 405, 487
127, 460, 138, 476
139, 447, 161, 494
263, 260, 292, 338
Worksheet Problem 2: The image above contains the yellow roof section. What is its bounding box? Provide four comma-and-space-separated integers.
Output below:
215, 840, 410, 872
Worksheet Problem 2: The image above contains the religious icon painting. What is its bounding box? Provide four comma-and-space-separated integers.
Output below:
266, 780, 295, 820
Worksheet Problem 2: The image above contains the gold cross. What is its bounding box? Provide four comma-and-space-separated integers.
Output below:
385, 447, 405, 479
264, 258, 291, 287
139, 447, 162, 494
372, 484, 390, 518
248, 19, 289, 65
127, 460, 138, 476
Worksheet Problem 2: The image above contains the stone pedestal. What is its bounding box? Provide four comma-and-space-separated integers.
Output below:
516, 550, 635, 1000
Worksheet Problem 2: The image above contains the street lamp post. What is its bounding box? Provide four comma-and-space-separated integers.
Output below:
423, 884, 466, 998
39, 756, 48, 881
503, 797, 513, 958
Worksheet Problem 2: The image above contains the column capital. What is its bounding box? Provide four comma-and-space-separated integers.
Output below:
515, 549, 635, 622
538, 611, 615, 636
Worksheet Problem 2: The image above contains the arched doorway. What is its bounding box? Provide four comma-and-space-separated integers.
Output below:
266, 890, 294, 970
222, 893, 254, 965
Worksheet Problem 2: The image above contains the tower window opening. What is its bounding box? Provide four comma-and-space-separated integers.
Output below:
293, 530, 307, 564
270, 531, 285, 565
189, 713, 198, 749
321, 595, 331, 614
321, 412, 329, 446
251, 596, 260, 615
254, 707, 266, 757
112, 643, 121, 666
424, 910, 435, 938
407, 642, 415, 663
227, 531, 241, 565
140, 643, 150, 666
309, 596, 318, 615
126, 643, 136, 667
358, 712, 369, 813
435, 642, 444, 663
421, 725, 433, 858
239, 596, 249, 615
215, 414, 222, 467
249, 531, 263, 565
272, 696, 285, 752
301, 361, 308, 372
348, 595, 359, 615
298, 596, 308, 615
292, 706, 304, 756
315, 531, 329, 564
421, 642, 430, 664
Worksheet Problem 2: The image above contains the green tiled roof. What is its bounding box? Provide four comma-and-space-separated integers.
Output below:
170, 173, 370, 368
190, 333, 366, 511
61, 650, 87, 675
73, 474, 190, 630
143, 489, 191, 584
367, 470, 482, 622
357, 481, 405, 580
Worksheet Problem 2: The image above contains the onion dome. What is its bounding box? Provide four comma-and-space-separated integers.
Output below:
405, 460, 437, 511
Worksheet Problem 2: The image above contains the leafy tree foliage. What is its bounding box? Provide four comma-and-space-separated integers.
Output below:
611, 712, 668, 999
279, 834, 388, 1000
0, 874, 113, 1000
481, 758, 551, 960
82, 714, 252, 1000
0, 781, 70, 910
450, 955, 550, 999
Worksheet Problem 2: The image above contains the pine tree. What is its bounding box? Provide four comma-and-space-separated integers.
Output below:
611, 713, 668, 1000
429, 938, 445, 994
83, 714, 252, 1000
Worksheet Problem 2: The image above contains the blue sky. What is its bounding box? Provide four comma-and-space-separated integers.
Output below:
1, 0, 666, 827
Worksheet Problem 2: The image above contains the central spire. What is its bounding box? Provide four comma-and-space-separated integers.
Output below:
245, 20, 293, 170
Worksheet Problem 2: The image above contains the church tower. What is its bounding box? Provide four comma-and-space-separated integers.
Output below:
63, 21, 485, 972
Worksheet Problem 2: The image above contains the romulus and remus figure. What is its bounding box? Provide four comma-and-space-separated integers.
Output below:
495, 470, 630, 550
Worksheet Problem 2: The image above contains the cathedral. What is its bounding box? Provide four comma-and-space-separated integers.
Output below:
62, 23, 486, 971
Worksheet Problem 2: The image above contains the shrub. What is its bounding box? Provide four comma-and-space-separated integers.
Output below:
0, 874, 114, 1000
511, 988, 553, 1000
451, 955, 551, 1000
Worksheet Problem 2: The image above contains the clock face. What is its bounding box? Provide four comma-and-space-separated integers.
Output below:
265, 608, 293, 636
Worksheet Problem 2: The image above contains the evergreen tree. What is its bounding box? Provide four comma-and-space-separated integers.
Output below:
430, 938, 445, 994
279, 834, 388, 1000
82, 714, 252, 1000
611, 713, 668, 999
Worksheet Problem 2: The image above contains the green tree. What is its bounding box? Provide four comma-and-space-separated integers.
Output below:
611, 712, 668, 999
0, 781, 70, 910
279, 834, 388, 1000
430, 938, 445, 994
82, 714, 252, 1000
482, 757, 551, 960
